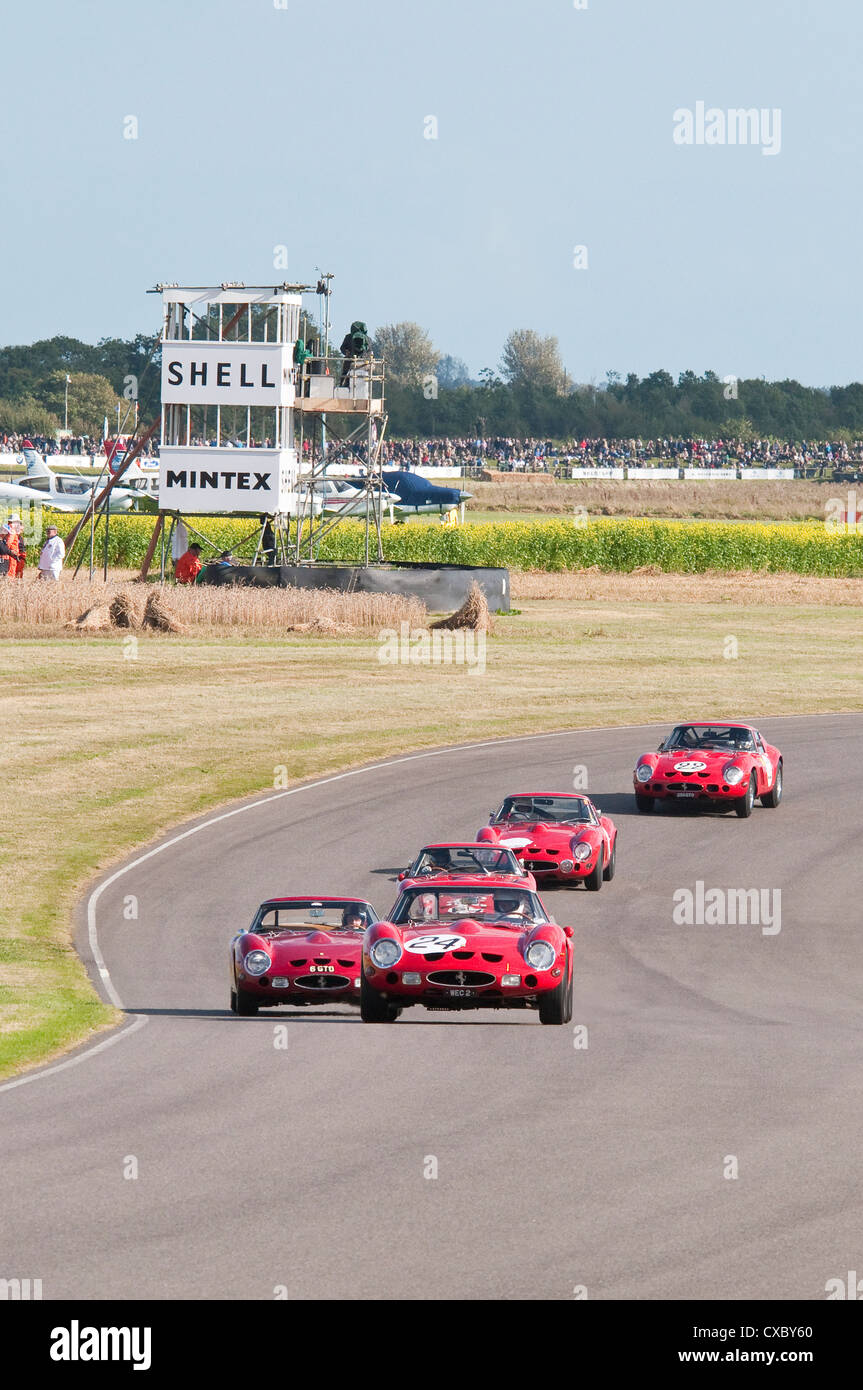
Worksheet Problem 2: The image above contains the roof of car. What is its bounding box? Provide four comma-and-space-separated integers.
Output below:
399, 875, 536, 892
500, 792, 590, 801
260, 895, 372, 907
671, 721, 755, 729
420, 842, 517, 850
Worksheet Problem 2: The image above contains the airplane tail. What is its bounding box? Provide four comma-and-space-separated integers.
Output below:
22, 449, 55, 484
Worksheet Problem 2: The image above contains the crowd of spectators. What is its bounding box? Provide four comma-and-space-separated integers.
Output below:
322, 434, 863, 475
4, 424, 863, 476
0, 431, 158, 461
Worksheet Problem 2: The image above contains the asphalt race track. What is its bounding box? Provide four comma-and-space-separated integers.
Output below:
2, 715, 862, 1301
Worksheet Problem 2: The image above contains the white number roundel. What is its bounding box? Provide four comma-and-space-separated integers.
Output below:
404, 933, 467, 954
673, 760, 707, 774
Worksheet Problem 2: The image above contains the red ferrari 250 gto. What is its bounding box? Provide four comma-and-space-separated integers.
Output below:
230, 896, 377, 1015
361, 876, 574, 1025
476, 792, 617, 890
633, 722, 783, 817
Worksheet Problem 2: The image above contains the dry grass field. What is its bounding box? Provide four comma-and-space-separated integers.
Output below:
468, 475, 846, 521
2, 574, 863, 1079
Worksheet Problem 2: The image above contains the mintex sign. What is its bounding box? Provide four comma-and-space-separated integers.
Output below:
161, 342, 293, 407
158, 447, 297, 513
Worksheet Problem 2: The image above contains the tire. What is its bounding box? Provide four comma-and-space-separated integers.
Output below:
735, 772, 757, 818
761, 760, 782, 808
635, 793, 654, 813
584, 850, 603, 892
602, 836, 617, 881
235, 989, 259, 1016
360, 975, 400, 1023
562, 955, 574, 1024
230, 988, 238, 1014
539, 967, 572, 1025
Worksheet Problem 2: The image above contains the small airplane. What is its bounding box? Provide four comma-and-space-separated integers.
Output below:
381, 470, 472, 518
306, 475, 400, 519
0, 448, 138, 513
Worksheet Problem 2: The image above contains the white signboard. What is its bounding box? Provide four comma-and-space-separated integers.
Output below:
566, 466, 625, 479
161, 342, 293, 406
158, 447, 297, 513
740, 468, 796, 480
627, 467, 680, 479
683, 468, 738, 479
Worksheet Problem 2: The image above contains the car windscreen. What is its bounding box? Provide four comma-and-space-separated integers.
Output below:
413, 847, 517, 875
496, 796, 592, 824
391, 888, 547, 926
664, 725, 754, 751
254, 902, 375, 931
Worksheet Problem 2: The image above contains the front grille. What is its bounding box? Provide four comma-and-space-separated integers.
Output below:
427, 970, 496, 987
294, 974, 350, 991
526, 860, 558, 870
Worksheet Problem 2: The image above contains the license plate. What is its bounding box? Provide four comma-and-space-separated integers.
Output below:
271, 977, 291, 989
676, 791, 697, 798
447, 988, 476, 998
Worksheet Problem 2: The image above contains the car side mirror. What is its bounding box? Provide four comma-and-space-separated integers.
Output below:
398, 870, 407, 880
563, 925, 574, 938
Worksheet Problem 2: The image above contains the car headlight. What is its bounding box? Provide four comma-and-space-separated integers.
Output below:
525, 940, 556, 971
723, 765, 745, 785
570, 839, 592, 862
370, 938, 402, 969
243, 949, 271, 976
636, 764, 653, 783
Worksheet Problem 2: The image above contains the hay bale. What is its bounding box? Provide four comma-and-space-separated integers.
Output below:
142, 590, 186, 633
66, 604, 112, 632
287, 616, 355, 635
430, 580, 495, 632
109, 590, 143, 629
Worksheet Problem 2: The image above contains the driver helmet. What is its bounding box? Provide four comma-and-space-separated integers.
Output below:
341, 905, 365, 928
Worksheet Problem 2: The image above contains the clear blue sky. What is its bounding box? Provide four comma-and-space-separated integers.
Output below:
0, 0, 859, 386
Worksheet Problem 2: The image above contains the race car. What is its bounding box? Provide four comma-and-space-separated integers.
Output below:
398, 842, 536, 889
476, 792, 617, 890
361, 878, 573, 1024
633, 722, 783, 817
230, 896, 378, 1015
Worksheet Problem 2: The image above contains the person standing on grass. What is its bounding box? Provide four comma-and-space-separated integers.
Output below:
174, 542, 203, 584
0, 524, 17, 578
37, 525, 65, 581
4, 515, 24, 577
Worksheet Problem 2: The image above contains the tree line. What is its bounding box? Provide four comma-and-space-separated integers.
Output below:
4, 326, 863, 441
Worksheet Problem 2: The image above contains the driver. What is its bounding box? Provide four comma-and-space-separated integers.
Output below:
341, 905, 366, 929
494, 893, 531, 920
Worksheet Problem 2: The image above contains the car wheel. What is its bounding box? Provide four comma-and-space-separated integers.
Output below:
602, 837, 617, 881
761, 760, 782, 808
230, 988, 238, 1014
735, 772, 757, 818
360, 975, 400, 1023
635, 793, 654, 813
562, 955, 574, 1024
539, 968, 572, 1025
235, 990, 259, 1016
584, 851, 603, 891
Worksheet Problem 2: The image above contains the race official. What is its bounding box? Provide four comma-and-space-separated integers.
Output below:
0, 524, 17, 578
3, 516, 24, 578
37, 525, 65, 581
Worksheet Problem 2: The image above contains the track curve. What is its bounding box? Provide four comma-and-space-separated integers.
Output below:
2, 715, 862, 1300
